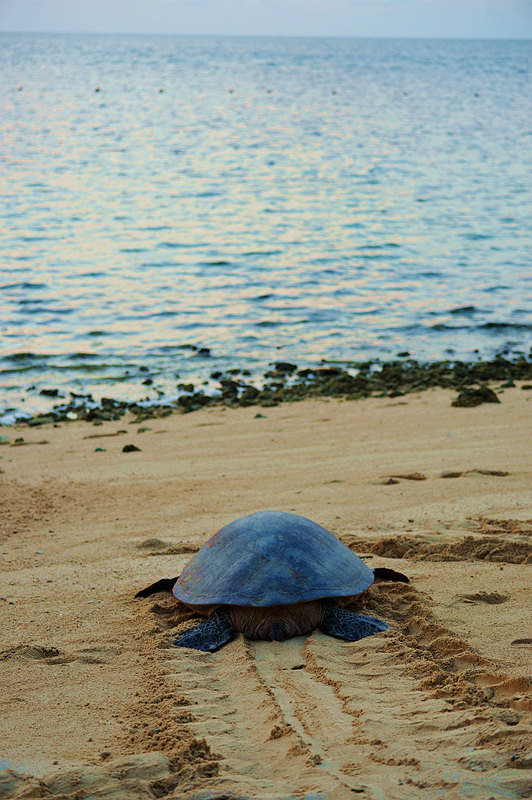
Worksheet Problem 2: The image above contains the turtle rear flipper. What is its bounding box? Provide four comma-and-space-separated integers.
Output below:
175, 609, 234, 652
319, 602, 388, 641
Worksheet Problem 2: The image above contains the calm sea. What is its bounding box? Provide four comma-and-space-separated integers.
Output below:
1, 34, 531, 421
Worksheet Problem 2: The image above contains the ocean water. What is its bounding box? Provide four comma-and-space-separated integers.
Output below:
1, 34, 531, 421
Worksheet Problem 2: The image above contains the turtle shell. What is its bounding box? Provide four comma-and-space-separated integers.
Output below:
173, 510, 374, 607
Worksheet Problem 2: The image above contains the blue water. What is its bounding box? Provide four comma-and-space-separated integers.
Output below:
1, 34, 531, 421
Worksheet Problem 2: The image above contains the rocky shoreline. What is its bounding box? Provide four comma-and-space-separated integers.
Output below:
7, 354, 532, 427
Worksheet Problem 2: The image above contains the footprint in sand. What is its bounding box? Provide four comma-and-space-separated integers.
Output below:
0, 644, 76, 664
389, 472, 427, 481
0, 644, 120, 665
377, 469, 510, 483
441, 468, 510, 478
459, 591, 508, 604
75, 646, 120, 664
3, 752, 175, 800
377, 472, 427, 485
136, 538, 199, 556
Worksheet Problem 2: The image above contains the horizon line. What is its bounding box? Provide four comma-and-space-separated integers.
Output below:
1, 29, 531, 41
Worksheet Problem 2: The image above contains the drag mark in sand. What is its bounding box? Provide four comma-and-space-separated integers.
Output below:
162, 636, 341, 798
3, 582, 530, 799
142, 575, 532, 800
347, 517, 532, 565
2, 512, 530, 798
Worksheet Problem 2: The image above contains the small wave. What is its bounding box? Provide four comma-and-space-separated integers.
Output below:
344, 307, 381, 315
449, 306, 477, 315
153, 344, 208, 354
142, 261, 184, 269
175, 321, 204, 330
149, 310, 178, 318
17, 300, 46, 307
20, 235, 51, 242
255, 318, 307, 328
360, 242, 401, 250
429, 323, 470, 331
199, 260, 232, 266
462, 232, 493, 240
307, 309, 341, 323
3, 352, 45, 362
308, 256, 336, 265
67, 352, 100, 360
16, 304, 49, 314
2, 282, 47, 290
242, 250, 282, 257
480, 322, 532, 331
158, 241, 205, 249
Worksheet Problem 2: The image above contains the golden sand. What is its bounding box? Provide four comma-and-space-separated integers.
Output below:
1, 386, 531, 799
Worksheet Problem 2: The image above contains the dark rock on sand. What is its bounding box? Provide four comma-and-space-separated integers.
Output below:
452, 387, 500, 407
27, 414, 57, 426
273, 361, 298, 374
13, 354, 532, 426
177, 392, 211, 413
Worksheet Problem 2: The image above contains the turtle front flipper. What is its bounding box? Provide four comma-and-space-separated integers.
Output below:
135, 576, 179, 598
319, 601, 388, 642
175, 609, 234, 652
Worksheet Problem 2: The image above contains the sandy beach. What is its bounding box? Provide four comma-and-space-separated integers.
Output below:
1, 384, 531, 799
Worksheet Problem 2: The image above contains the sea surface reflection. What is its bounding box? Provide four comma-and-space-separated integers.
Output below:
1, 34, 531, 419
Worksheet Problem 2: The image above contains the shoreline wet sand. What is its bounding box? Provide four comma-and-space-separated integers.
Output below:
1, 382, 531, 799
6, 353, 532, 427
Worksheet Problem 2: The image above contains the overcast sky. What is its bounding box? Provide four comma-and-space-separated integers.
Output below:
0, 0, 530, 38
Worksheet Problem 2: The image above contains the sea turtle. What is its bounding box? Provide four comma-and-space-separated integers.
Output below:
136, 510, 406, 652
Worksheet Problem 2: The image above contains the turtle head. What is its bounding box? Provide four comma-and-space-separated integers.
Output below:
229, 600, 322, 641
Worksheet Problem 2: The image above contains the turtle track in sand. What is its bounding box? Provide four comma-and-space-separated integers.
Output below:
3, 519, 530, 799
141, 570, 532, 800
345, 517, 532, 565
